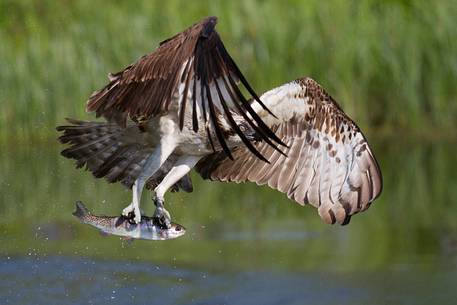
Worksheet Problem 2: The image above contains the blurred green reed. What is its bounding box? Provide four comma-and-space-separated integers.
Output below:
1, 0, 456, 141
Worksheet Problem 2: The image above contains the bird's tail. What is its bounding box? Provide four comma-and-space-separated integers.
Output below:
57, 118, 152, 187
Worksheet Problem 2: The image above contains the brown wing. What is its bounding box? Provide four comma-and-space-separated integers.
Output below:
86, 16, 284, 160
196, 77, 382, 225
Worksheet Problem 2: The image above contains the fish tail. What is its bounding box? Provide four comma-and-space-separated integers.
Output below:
72, 201, 90, 219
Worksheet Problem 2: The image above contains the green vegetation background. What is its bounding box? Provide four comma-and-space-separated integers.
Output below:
1, 0, 456, 141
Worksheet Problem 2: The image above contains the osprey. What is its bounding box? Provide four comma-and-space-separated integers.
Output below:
57, 16, 382, 228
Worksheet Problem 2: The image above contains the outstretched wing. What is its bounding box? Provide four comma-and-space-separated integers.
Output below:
86, 16, 284, 160
196, 78, 382, 225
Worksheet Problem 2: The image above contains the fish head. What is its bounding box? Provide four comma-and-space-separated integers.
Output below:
158, 223, 186, 239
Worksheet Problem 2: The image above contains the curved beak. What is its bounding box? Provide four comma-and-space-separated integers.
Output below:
245, 129, 261, 142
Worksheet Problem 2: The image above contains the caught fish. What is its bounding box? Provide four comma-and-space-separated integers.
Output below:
72, 201, 185, 240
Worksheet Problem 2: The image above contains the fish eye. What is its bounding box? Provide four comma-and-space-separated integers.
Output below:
239, 125, 246, 132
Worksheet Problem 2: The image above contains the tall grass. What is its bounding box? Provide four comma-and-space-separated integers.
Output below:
1, 0, 456, 140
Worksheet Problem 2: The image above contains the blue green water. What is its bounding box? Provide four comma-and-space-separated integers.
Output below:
2, 256, 456, 305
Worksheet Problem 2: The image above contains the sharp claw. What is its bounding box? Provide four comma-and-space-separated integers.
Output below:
156, 218, 171, 229
127, 212, 136, 225
153, 206, 172, 229
163, 217, 171, 229
122, 204, 134, 217
125, 208, 142, 224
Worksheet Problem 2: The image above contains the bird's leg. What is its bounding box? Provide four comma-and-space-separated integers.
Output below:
122, 136, 177, 223
152, 155, 201, 229
152, 197, 170, 228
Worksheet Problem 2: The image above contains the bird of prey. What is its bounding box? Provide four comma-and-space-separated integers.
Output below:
57, 16, 382, 228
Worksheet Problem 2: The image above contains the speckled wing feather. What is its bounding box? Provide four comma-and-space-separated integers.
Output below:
196, 78, 382, 225
86, 16, 284, 160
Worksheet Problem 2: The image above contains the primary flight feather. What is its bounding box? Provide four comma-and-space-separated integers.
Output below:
196, 78, 382, 225
57, 16, 382, 228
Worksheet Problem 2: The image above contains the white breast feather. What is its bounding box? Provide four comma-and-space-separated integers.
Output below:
251, 81, 309, 127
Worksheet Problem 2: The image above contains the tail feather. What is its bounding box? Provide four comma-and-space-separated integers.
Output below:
93, 145, 132, 178
72, 201, 90, 218
74, 139, 119, 169
105, 149, 141, 182
105, 148, 152, 183
120, 154, 150, 187
61, 134, 114, 156
58, 118, 194, 192
57, 118, 150, 187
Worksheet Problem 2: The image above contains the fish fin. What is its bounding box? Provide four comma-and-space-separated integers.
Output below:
72, 201, 90, 218
99, 231, 110, 237
121, 236, 134, 246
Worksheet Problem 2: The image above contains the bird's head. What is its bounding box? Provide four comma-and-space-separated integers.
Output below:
227, 114, 261, 144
